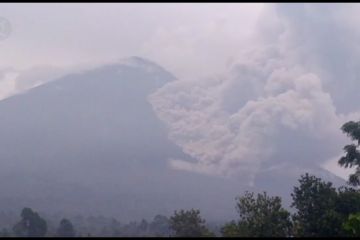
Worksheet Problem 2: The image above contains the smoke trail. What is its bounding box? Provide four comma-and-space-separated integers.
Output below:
149, 3, 360, 182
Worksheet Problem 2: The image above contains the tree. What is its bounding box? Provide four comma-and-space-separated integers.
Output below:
56, 218, 76, 237
108, 218, 122, 237
336, 186, 360, 217
222, 191, 292, 237
343, 213, 360, 236
12, 207, 47, 237
291, 174, 360, 237
291, 173, 347, 237
149, 215, 170, 237
169, 209, 214, 237
339, 121, 360, 186
138, 219, 148, 234
220, 220, 247, 237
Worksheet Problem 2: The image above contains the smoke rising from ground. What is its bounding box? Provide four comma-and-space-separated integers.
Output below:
149, 3, 360, 182
1, 3, 360, 182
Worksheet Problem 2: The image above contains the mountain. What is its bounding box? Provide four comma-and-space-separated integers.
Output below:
0, 56, 346, 222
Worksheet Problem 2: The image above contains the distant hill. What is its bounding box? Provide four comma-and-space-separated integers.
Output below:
0, 57, 346, 222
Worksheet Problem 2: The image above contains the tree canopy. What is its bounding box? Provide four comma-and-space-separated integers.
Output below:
56, 218, 76, 237
291, 173, 360, 237
13, 207, 47, 237
222, 191, 292, 237
169, 209, 214, 237
339, 121, 360, 186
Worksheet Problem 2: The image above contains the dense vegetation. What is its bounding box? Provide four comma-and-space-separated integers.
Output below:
0, 121, 359, 237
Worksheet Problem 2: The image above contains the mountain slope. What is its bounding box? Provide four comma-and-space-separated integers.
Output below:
0, 56, 346, 222
0, 57, 240, 221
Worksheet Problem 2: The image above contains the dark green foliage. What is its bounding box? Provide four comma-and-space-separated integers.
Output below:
342, 121, 360, 143
291, 174, 360, 237
56, 218, 76, 237
339, 121, 360, 186
336, 188, 360, 237
0, 181, 359, 238
169, 209, 214, 237
220, 220, 246, 237
149, 215, 170, 237
12, 207, 47, 237
71, 214, 171, 237
291, 173, 341, 237
343, 213, 360, 236
222, 191, 292, 237
336, 187, 360, 217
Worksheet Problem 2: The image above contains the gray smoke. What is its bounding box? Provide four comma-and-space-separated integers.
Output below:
149, 3, 360, 183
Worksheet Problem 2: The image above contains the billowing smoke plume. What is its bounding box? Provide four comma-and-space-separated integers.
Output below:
149, 3, 360, 182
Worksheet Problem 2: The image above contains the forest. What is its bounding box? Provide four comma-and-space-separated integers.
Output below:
0, 120, 359, 237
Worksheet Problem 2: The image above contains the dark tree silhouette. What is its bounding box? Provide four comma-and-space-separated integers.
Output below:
169, 209, 214, 237
222, 191, 292, 237
56, 218, 76, 237
339, 121, 360, 186
13, 207, 47, 237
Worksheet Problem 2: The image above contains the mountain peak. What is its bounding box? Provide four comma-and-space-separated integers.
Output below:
117, 56, 175, 80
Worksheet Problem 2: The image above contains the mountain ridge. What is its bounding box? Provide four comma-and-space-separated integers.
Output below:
0, 56, 347, 221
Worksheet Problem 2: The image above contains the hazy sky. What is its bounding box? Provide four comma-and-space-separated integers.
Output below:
1, 3, 359, 182
0, 3, 264, 79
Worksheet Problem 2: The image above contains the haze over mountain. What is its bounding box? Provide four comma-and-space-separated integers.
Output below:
0, 56, 346, 222
0, 57, 238, 221
3, 2, 360, 227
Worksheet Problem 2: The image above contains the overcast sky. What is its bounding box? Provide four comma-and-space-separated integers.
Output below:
0, 3, 264, 79
1, 3, 359, 182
